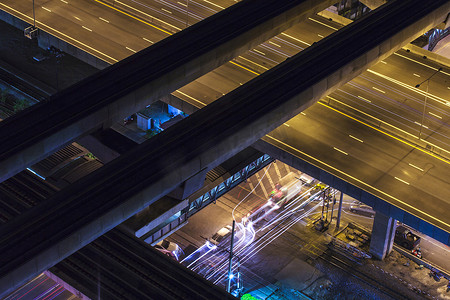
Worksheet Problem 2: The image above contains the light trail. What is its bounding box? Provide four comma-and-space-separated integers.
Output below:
367, 70, 449, 106
206, 186, 324, 282
232, 162, 272, 221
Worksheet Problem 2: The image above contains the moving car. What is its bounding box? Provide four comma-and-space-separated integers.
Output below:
242, 204, 268, 226
394, 226, 421, 250
271, 183, 288, 207
349, 203, 376, 217
209, 225, 233, 246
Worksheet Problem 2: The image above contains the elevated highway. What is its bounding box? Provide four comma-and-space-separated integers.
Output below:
0, 0, 334, 182
1, 0, 449, 295
0, 160, 237, 299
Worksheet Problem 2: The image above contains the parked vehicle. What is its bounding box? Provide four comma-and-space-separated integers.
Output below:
155, 239, 184, 260
394, 226, 421, 250
412, 247, 422, 259
349, 203, 375, 218
299, 173, 314, 186
209, 225, 233, 246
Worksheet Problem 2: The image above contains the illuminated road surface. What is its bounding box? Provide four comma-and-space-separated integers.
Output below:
181, 178, 327, 289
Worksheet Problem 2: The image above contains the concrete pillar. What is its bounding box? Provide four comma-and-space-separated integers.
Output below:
336, 191, 344, 229
169, 168, 208, 200
369, 212, 396, 260
360, 0, 387, 10
77, 135, 120, 164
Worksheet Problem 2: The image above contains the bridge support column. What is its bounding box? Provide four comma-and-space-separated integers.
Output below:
335, 191, 344, 229
169, 168, 208, 200
369, 212, 396, 260
77, 135, 120, 164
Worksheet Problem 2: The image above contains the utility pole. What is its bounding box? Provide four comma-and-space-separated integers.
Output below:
416, 67, 442, 140
227, 220, 236, 293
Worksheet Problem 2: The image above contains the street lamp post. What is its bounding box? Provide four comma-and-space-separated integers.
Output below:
226, 220, 236, 293
186, 0, 189, 28
415, 67, 442, 140
32, 0, 36, 28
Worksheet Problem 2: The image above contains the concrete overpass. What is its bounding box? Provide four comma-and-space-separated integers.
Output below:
0, 0, 335, 182
1, 0, 449, 295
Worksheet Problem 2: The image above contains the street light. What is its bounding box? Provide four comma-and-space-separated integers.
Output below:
415, 67, 442, 140
186, 0, 189, 28
226, 220, 236, 293
32, 0, 36, 28
24, 0, 38, 39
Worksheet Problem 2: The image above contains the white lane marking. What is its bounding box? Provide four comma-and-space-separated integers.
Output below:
333, 147, 348, 155
269, 41, 281, 47
283, 123, 290, 127
126, 47, 137, 53
300, 112, 306, 116
318, 34, 324, 38
358, 96, 371, 103
327, 95, 450, 158
143, 37, 154, 43
349, 135, 363, 143
178, 1, 187, 6
308, 17, 338, 30
414, 121, 428, 129
428, 112, 442, 119
74, 16, 81, 21
380, 60, 387, 64
99, 17, 110, 23
253, 49, 265, 55
42, 6, 52, 12
372, 87, 385, 93
115, 0, 181, 31
281, 33, 311, 46
395, 177, 410, 185
202, 0, 225, 9
82, 26, 92, 32
60, 0, 68, 3
413, 73, 421, 77
161, 8, 172, 14
408, 163, 424, 172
